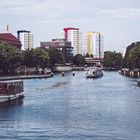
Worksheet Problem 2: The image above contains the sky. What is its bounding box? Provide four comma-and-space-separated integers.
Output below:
0, 0, 140, 52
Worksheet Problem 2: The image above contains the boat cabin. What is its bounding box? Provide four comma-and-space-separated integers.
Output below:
0, 80, 24, 95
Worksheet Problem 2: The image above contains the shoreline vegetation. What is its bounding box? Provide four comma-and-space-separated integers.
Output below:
0, 44, 86, 76
0, 41, 139, 79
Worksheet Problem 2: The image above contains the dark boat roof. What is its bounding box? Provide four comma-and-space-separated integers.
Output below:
0, 80, 23, 84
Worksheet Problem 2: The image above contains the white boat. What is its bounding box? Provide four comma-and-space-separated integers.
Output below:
0, 80, 24, 103
137, 78, 140, 87
86, 67, 103, 78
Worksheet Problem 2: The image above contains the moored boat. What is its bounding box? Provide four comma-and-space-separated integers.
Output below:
0, 80, 24, 103
86, 67, 103, 78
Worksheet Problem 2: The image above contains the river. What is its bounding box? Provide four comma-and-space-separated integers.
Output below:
0, 71, 140, 140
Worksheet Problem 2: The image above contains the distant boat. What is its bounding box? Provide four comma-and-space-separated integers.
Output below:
86, 67, 103, 78
0, 80, 24, 103
137, 78, 140, 87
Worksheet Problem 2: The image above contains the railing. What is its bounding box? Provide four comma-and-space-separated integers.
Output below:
0, 85, 23, 95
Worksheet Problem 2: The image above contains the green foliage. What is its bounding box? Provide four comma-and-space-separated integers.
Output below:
21, 49, 34, 67
90, 54, 93, 57
48, 48, 64, 68
0, 44, 65, 75
22, 48, 49, 68
0, 43, 21, 75
123, 42, 140, 68
85, 53, 90, 57
103, 51, 122, 68
35, 48, 50, 68
73, 54, 86, 66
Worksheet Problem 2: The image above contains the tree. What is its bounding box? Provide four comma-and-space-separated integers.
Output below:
129, 46, 140, 68
90, 54, 93, 57
22, 48, 49, 68
48, 48, 64, 69
22, 49, 35, 67
10, 53, 22, 75
0, 43, 21, 75
85, 53, 90, 57
33, 48, 50, 68
73, 54, 86, 66
103, 51, 122, 68
123, 42, 140, 69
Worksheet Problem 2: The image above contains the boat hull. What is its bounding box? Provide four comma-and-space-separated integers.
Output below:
86, 74, 103, 78
0, 92, 24, 103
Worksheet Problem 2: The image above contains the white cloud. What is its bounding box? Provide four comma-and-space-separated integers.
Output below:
1, 0, 140, 50
1, 0, 140, 21
98, 8, 140, 20
0, 0, 84, 16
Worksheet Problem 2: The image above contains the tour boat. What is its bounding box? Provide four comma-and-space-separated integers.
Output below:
0, 80, 24, 103
86, 67, 103, 78
137, 78, 140, 87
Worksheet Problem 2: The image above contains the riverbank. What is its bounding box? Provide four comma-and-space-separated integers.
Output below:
0, 74, 52, 81
119, 68, 140, 78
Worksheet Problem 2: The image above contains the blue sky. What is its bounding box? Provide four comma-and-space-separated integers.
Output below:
0, 0, 140, 52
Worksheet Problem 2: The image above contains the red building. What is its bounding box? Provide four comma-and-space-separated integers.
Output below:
63, 28, 79, 41
0, 33, 21, 52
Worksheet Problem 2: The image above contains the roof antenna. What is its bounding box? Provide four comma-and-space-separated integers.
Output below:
6, 25, 9, 32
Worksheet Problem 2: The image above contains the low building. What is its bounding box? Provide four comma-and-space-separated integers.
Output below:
40, 39, 73, 63
0, 33, 21, 52
85, 57, 103, 66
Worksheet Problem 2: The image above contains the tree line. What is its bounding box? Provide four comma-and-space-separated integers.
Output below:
0, 44, 86, 75
1, 41, 139, 75
103, 51, 122, 69
103, 42, 140, 70
123, 42, 140, 69
0, 44, 64, 75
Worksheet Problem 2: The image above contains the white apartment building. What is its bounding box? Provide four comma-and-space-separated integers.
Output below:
19, 32, 34, 50
62, 28, 83, 56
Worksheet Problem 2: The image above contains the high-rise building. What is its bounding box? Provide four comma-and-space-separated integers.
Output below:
85, 32, 104, 58
62, 28, 83, 56
17, 30, 34, 50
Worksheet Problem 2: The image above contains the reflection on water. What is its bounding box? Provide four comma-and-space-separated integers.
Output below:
38, 81, 69, 91
50, 81, 69, 88
0, 71, 140, 140
0, 99, 23, 108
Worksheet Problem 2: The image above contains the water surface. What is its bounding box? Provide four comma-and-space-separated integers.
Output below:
0, 71, 140, 140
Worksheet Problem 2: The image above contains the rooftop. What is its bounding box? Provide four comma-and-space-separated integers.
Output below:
0, 33, 19, 42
